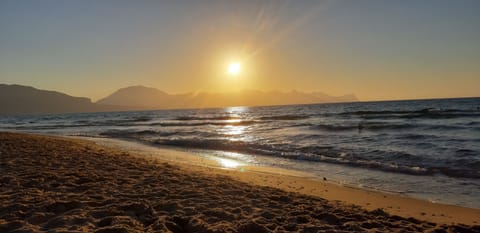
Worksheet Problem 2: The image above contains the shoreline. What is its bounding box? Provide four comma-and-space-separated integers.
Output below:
1, 132, 479, 232
84, 136, 480, 226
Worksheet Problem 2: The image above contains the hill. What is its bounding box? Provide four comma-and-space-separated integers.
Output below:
0, 84, 119, 115
97, 85, 358, 109
0, 84, 358, 115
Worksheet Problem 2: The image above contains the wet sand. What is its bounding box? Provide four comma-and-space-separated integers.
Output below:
90, 137, 480, 226
1, 132, 479, 232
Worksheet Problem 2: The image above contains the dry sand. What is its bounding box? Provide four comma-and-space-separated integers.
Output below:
1, 132, 479, 232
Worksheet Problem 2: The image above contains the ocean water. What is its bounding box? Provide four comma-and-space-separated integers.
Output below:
1, 97, 479, 208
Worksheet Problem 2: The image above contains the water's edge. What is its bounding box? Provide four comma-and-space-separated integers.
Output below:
76, 135, 480, 209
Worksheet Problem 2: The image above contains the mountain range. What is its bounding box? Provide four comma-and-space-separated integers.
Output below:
0, 84, 123, 115
0, 84, 358, 115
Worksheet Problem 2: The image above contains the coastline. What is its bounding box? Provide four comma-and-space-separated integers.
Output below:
86, 136, 480, 226
1, 132, 479, 232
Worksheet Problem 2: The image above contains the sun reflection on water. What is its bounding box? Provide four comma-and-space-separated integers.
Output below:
218, 158, 240, 168
222, 125, 246, 135
224, 119, 242, 124
225, 106, 249, 114
219, 107, 249, 138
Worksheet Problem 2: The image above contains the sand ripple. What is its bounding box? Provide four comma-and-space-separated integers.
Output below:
0, 132, 478, 232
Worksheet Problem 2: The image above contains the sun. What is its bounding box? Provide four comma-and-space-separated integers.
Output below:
227, 62, 241, 76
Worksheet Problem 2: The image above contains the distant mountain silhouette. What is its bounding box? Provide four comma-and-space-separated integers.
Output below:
96, 86, 173, 108
0, 84, 358, 115
97, 85, 358, 109
0, 84, 121, 115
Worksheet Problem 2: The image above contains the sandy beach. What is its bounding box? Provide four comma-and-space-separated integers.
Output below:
1, 132, 479, 232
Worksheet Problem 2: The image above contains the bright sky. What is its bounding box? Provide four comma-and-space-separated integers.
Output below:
0, 0, 479, 101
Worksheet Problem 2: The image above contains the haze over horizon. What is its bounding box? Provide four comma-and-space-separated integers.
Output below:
1, 0, 479, 102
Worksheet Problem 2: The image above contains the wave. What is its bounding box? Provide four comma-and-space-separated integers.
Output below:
175, 116, 241, 121
311, 122, 417, 132
455, 149, 479, 158
397, 134, 445, 141
309, 121, 469, 132
465, 121, 480, 126
175, 114, 309, 122
101, 117, 152, 125
259, 115, 310, 120
99, 129, 187, 138
145, 138, 479, 179
341, 108, 480, 119
7, 124, 96, 130
432, 159, 480, 179
149, 120, 258, 127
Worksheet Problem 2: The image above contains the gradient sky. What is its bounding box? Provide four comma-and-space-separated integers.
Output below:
1, 0, 479, 101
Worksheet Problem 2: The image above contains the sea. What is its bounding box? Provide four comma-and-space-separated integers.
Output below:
1, 97, 479, 208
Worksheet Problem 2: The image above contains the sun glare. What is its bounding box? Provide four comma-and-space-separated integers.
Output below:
218, 158, 240, 168
228, 62, 241, 75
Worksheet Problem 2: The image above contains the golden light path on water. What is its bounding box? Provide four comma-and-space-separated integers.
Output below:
215, 106, 251, 169
222, 125, 246, 136
217, 158, 241, 169
220, 106, 249, 137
